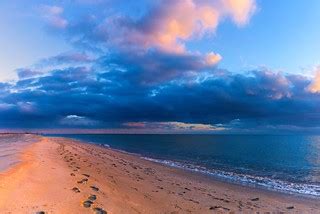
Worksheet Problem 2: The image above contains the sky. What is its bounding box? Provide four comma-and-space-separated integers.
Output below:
1, 0, 320, 133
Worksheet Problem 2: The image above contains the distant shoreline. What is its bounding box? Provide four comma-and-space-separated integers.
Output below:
0, 134, 319, 213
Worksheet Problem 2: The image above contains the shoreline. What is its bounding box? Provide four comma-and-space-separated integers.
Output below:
0, 135, 319, 213
63, 137, 320, 200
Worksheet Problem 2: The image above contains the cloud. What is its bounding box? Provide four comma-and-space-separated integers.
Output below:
205, 52, 222, 65
16, 69, 43, 79
124, 121, 226, 132
40, 5, 68, 29
37, 52, 94, 66
102, 49, 221, 85
1, 65, 320, 132
307, 67, 320, 93
17, 101, 36, 113
44, 0, 256, 71
93, 0, 256, 53
221, 0, 257, 25
0, 103, 14, 111
60, 115, 100, 126
3, 0, 320, 133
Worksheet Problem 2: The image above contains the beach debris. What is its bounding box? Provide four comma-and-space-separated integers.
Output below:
71, 187, 81, 193
90, 185, 99, 191
287, 206, 294, 209
70, 173, 76, 176
35, 212, 46, 214
83, 200, 93, 208
93, 207, 107, 214
251, 197, 259, 201
82, 173, 90, 177
88, 194, 97, 201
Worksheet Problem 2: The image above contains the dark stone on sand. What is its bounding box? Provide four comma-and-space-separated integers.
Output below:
93, 207, 107, 214
70, 173, 75, 176
90, 186, 99, 191
251, 197, 259, 201
71, 187, 81, 193
82, 173, 90, 177
88, 194, 97, 201
83, 200, 93, 208
36, 212, 45, 214
287, 206, 294, 209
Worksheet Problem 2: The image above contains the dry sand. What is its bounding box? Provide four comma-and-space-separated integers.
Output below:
0, 135, 319, 213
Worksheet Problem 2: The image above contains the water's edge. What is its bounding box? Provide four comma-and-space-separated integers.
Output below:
57, 136, 320, 199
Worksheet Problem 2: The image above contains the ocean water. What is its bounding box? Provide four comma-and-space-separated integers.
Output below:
0, 134, 38, 172
48, 134, 320, 198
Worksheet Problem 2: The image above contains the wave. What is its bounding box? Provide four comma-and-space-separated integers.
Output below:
142, 157, 320, 198
98, 143, 110, 148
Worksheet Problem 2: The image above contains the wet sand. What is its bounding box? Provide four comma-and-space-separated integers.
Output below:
0, 135, 319, 213
0, 134, 38, 172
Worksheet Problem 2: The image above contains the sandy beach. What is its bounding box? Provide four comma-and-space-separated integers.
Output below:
0, 135, 319, 214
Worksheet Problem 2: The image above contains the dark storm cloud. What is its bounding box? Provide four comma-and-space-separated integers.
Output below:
1, 64, 320, 132
101, 50, 218, 85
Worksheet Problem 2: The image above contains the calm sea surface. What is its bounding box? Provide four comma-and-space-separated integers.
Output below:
48, 134, 320, 197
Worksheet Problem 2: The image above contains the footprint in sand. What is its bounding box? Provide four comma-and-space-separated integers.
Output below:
77, 178, 89, 184
209, 206, 230, 211
83, 200, 93, 208
88, 194, 97, 201
82, 173, 90, 177
93, 207, 107, 214
71, 187, 81, 193
90, 185, 99, 192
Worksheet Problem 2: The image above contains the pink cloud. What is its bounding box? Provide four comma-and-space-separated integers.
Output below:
40, 5, 68, 29
205, 52, 222, 65
307, 67, 320, 93
123, 121, 226, 132
124, 122, 147, 128
98, 0, 256, 66
222, 0, 257, 26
